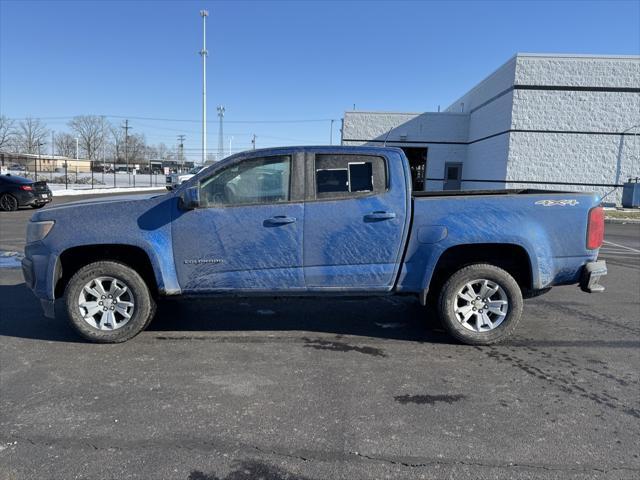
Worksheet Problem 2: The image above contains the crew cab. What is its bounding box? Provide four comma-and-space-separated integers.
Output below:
22, 146, 606, 344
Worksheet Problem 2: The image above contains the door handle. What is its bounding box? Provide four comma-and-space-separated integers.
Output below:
364, 211, 396, 221
265, 215, 296, 226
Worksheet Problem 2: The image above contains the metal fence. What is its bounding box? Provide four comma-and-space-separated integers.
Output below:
0, 158, 194, 190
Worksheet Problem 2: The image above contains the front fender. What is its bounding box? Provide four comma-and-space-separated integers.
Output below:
30, 194, 181, 299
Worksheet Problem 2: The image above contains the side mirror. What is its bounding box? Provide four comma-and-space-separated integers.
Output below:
179, 186, 200, 210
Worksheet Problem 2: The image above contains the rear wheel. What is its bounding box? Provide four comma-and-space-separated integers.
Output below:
0, 193, 18, 211
64, 261, 155, 343
437, 263, 523, 345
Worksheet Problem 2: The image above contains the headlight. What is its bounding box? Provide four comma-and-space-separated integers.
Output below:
26, 220, 55, 244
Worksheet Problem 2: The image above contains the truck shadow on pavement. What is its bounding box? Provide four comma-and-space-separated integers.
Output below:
1, 281, 451, 344
189, 460, 316, 480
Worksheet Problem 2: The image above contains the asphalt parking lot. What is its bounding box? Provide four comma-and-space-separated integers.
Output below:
1, 194, 639, 479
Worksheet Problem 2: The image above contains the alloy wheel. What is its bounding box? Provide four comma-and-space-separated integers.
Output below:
453, 279, 509, 332
78, 276, 135, 331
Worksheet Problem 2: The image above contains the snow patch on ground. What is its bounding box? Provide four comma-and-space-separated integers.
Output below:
0, 251, 24, 269
50, 186, 165, 197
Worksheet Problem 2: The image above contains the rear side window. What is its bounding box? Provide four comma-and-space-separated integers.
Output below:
314, 154, 386, 200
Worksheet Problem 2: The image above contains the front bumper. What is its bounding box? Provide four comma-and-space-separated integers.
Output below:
39, 298, 55, 318
580, 260, 607, 293
22, 256, 34, 288
22, 248, 60, 319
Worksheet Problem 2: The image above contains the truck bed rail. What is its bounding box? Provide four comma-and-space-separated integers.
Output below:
412, 189, 574, 198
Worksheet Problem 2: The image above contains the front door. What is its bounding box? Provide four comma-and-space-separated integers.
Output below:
171, 153, 305, 292
303, 152, 408, 290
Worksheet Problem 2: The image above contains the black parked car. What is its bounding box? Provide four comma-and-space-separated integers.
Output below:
0, 174, 52, 211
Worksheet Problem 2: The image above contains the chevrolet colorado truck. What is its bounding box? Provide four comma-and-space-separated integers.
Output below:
22, 146, 607, 344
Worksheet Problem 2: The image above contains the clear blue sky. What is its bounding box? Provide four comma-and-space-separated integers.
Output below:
1, 0, 639, 160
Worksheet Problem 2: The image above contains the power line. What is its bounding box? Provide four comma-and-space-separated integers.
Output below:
11, 114, 338, 124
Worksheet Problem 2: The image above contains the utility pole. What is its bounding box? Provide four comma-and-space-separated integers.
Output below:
75, 137, 79, 160
36, 142, 44, 181
217, 105, 225, 161
177, 134, 186, 171
51, 130, 55, 179
200, 9, 209, 165
251, 134, 256, 150
122, 119, 131, 186
330, 119, 334, 145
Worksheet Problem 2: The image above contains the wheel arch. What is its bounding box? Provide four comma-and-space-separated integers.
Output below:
424, 243, 533, 304
55, 244, 159, 298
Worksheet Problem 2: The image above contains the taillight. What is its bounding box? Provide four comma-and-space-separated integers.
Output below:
586, 206, 604, 250
19, 185, 33, 191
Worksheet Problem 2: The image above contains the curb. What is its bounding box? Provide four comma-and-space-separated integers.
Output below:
51, 187, 165, 197
605, 218, 640, 224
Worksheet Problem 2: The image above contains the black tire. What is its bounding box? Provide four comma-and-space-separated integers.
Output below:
64, 261, 156, 343
0, 193, 18, 211
437, 263, 523, 345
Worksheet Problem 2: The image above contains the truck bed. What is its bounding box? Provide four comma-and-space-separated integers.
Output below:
412, 189, 572, 197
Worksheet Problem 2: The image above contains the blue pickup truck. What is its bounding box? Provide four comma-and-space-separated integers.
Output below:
22, 146, 606, 345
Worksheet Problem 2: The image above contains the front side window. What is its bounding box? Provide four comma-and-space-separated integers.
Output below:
314, 154, 386, 200
200, 155, 291, 207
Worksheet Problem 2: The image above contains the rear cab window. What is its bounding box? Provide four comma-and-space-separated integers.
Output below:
313, 154, 387, 200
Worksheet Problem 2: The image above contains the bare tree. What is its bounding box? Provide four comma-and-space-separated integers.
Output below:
127, 133, 146, 163
108, 126, 145, 165
55, 133, 77, 158
16, 117, 49, 154
68, 115, 107, 160
155, 142, 169, 161
110, 124, 125, 163
0, 116, 15, 152
145, 145, 159, 162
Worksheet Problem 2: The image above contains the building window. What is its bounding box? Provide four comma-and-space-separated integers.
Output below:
443, 162, 462, 190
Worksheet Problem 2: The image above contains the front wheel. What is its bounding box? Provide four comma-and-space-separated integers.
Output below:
437, 263, 523, 345
64, 261, 155, 343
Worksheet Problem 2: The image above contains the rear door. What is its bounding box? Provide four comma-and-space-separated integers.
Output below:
303, 152, 409, 290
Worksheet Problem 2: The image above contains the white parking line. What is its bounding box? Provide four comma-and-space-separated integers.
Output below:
600, 250, 640, 257
602, 241, 640, 253
600, 247, 640, 254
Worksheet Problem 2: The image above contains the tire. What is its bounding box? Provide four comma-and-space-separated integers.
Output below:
64, 261, 156, 343
0, 193, 18, 212
437, 263, 523, 345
